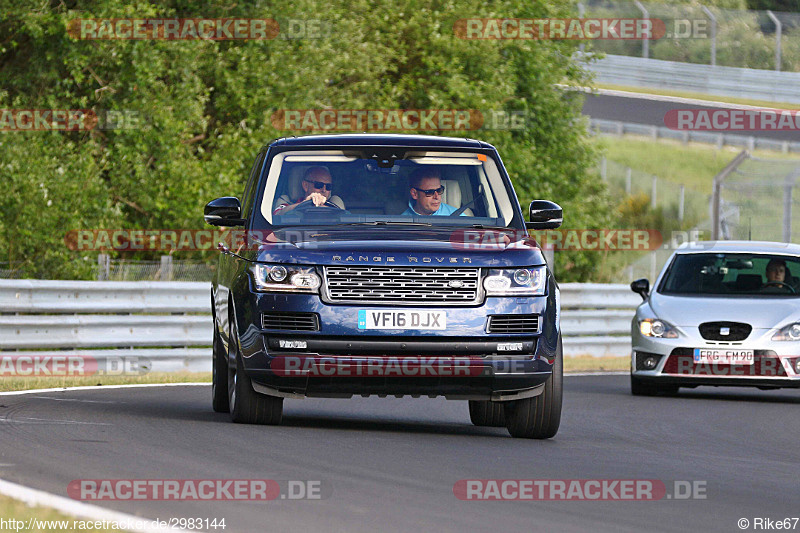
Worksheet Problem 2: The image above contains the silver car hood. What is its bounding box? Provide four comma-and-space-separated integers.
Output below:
650, 293, 800, 329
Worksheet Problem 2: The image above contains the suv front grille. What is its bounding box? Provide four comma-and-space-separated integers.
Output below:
486, 314, 540, 334
262, 312, 320, 331
323, 266, 480, 305
698, 321, 752, 341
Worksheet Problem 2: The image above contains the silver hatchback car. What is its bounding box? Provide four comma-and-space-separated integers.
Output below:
630, 241, 800, 395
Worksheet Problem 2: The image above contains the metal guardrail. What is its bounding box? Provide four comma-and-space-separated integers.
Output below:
590, 118, 800, 154
0, 280, 211, 373
0, 281, 638, 374
584, 54, 800, 104
559, 283, 637, 357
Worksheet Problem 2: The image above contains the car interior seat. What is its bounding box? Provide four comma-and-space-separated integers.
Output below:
442, 180, 474, 216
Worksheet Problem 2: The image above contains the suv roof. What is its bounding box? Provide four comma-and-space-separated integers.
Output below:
269, 133, 494, 150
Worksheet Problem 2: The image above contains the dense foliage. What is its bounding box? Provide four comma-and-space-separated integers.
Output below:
1, 0, 615, 280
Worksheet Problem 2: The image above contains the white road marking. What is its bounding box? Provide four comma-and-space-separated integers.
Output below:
0, 477, 187, 532
0, 382, 209, 396
0, 417, 113, 426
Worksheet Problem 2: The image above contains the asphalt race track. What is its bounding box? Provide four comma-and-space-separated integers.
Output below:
0, 376, 798, 532
581, 92, 800, 143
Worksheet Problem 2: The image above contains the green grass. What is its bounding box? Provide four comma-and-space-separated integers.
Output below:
596, 137, 800, 194
0, 372, 211, 393
0, 496, 86, 532
564, 355, 628, 373
593, 83, 800, 111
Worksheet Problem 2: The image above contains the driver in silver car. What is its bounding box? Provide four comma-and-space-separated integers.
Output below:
763, 258, 795, 292
273, 166, 334, 215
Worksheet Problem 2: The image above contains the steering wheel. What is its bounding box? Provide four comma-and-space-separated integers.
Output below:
292, 198, 343, 211
763, 281, 796, 293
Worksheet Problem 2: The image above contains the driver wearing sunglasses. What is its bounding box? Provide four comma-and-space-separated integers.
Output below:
273, 166, 335, 215
401, 167, 463, 216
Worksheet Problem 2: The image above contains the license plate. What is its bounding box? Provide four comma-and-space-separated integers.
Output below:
358, 310, 446, 330
693, 348, 754, 365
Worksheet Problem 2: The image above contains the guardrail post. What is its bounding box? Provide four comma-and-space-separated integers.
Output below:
678, 185, 685, 222
711, 150, 749, 240
634, 1, 649, 59
625, 168, 632, 195
98, 254, 110, 281
766, 10, 782, 72
783, 169, 798, 242
160, 255, 174, 281
651, 176, 657, 209
701, 6, 717, 67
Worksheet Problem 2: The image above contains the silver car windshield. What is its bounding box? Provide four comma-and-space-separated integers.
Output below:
658, 253, 800, 297
260, 150, 516, 227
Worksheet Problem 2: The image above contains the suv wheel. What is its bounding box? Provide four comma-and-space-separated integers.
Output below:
503, 335, 563, 439
468, 401, 505, 427
227, 321, 283, 425
211, 325, 229, 413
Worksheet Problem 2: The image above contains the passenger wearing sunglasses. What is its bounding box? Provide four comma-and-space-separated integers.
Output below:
401, 167, 463, 216
273, 166, 337, 215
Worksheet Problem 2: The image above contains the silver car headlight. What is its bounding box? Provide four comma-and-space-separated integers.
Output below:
639, 318, 678, 338
772, 323, 800, 341
483, 266, 546, 296
251, 264, 320, 293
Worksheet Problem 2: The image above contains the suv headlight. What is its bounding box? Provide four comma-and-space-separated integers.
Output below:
639, 318, 678, 338
251, 264, 320, 293
772, 323, 800, 341
483, 266, 546, 296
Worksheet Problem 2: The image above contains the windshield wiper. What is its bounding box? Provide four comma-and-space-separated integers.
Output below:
335, 221, 434, 227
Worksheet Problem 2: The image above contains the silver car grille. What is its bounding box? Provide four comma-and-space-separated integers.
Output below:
323, 266, 481, 304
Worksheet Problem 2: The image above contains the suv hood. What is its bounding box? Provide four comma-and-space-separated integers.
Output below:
238, 226, 545, 267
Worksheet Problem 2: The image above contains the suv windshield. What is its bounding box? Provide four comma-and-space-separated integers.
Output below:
259, 150, 517, 227
658, 253, 800, 296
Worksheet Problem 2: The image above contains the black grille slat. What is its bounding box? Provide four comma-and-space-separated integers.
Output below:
698, 321, 752, 341
487, 314, 539, 334
324, 266, 480, 304
262, 312, 319, 331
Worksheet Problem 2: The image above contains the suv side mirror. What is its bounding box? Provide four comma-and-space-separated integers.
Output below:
630, 278, 650, 300
525, 200, 562, 230
204, 197, 246, 227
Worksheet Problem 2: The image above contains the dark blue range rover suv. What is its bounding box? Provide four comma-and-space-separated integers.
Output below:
205, 134, 564, 438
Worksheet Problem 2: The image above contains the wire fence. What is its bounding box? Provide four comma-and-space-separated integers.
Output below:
580, 0, 800, 71
0, 257, 214, 282
717, 156, 800, 242
590, 118, 800, 154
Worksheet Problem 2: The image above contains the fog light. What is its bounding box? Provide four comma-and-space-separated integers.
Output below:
643, 356, 658, 370
795, 359, 800, 373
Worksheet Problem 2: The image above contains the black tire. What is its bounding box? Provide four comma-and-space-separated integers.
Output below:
228, 321, 283, 425
211, 325, 229, 413
468, 401, 506, 427
630, 375, 679, 396
503, 335, 563, 439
